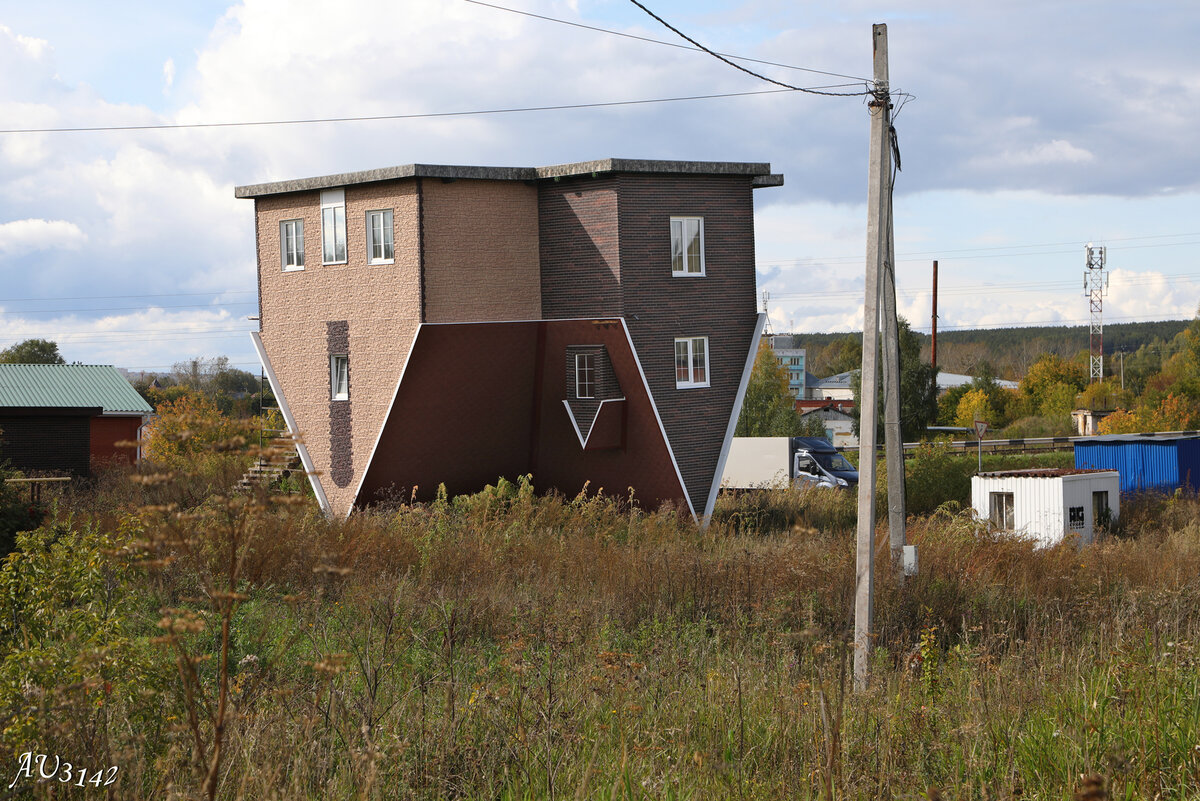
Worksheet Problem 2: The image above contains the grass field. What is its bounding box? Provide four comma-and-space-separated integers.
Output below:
2, 445, 1199, 799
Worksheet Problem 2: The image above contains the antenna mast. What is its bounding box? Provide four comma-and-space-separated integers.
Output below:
1084, 244, 1108, 383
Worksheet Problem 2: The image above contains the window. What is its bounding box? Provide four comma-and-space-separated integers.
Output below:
330, 355, 349, 400
989, 491, 1014, 529
280, 219, 304, 271
575, 353, 595, 399
670, 217, 704, 276
1092, 490, 1111, 530
321, 189, 347, 264
366, 209, 394, 264
675, 336, 709, 388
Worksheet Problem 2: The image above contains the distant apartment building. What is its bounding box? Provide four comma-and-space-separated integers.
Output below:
236, 159, 782, 520
768, 334, 812, 399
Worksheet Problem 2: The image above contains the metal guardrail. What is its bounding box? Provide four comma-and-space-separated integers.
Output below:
838, 430, 1200, 458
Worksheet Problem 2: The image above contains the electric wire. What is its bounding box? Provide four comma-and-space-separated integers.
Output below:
626, 0, 870, 97
463, 0, 872, 82
0, 88, 812, 135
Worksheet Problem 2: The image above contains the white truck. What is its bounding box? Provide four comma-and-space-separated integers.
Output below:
721, 436, 859, 490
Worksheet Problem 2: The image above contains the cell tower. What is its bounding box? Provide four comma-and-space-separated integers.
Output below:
1084, 243, 1108, 383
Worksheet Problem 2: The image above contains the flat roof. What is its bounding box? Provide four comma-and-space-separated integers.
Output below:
977, 468, 1118, 479
235, 158, 783, 198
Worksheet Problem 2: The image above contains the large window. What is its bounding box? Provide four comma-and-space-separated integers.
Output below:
321, 189, 347, 264
280, 219, 304, 271
575, 353, 595, 399
674, 336, 709, 388
330, 355, 349, 400
989, 491, 1014, 529
670, 217, 704, 276
366, 209, 394, 264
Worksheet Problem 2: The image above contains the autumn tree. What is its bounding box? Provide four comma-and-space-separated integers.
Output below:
735, 341, 803, 437
852, 317, 939, 440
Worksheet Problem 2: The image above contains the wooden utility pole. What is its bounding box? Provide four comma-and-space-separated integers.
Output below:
855, 22, 891, 692
931, 260, 938, 369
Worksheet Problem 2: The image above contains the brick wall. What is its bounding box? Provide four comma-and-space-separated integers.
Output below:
422, 179, 541, 322
617, 174, 759, 515
539, 178, 622, 317
0, 414, 91, 476
255, 183, 422, 515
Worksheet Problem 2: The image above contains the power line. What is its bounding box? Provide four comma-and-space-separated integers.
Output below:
626, 0, 870, 98
0, 290, 255, 302
0, 301, 257, 315
760, 237, 1200, 268
463, 0, 872, 82
0, 88, 812, 135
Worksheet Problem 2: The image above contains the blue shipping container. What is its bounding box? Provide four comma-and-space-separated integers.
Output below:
1074, 436, 1200, 493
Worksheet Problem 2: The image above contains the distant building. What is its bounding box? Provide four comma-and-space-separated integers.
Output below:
1074, 434, 1200, 493
797, 401, 858, 449
0, 364, 152, 475
971, 468, 1119, 547
937, 372, 1018, 392
768, 334, 811, 399
813, 370, 857, 401
1070, 408, 1113, 436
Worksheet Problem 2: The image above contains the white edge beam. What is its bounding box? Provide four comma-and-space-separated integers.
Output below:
620, 319, 697, 522
350, 324, 424, 519
562, 398, 627, 449
251, 332, 332, 517
702, 312, 767, 527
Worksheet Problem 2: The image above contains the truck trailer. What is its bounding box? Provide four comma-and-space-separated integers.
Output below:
721, 437, 859, 490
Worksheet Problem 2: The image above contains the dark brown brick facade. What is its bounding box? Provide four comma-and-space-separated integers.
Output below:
0, 413, 93, 476
327, 320, 352, 488
539, 173, 759, 514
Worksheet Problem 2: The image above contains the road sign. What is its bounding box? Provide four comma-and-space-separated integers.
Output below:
974, 420, 988, 439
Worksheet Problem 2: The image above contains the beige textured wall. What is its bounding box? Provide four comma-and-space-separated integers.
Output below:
422, 179, 541, 322
255, 183, 421, 516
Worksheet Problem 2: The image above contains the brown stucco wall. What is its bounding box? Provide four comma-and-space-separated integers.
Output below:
422, 179, 541, 323
254, 183, 422, 515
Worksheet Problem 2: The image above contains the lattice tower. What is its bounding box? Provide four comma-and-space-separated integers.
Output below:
1084, 244, 1108, 383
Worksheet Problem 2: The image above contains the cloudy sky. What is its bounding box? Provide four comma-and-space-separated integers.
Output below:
1, 0, 1197, 372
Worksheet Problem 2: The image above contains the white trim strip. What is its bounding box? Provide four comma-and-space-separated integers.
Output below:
251, 331, 332, 517
620, 320, 696, 521
562, 397, 627, 449
350, 324, 423, 518
702, 312, 767, 526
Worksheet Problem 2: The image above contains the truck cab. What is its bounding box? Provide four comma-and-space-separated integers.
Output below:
791, 437, 859, 489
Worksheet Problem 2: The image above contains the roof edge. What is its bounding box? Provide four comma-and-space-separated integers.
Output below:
235, 158, 780, 198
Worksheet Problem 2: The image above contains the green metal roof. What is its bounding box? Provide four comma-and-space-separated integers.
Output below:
0, 364, 152, 415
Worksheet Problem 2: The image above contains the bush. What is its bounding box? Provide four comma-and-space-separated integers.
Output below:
0, 470, 48, 557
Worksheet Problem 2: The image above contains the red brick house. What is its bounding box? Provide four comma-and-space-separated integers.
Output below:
0, 364, 152, 475
236, 159, 782, 520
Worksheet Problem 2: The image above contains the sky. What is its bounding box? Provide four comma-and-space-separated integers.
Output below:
0, 0, 1197, 373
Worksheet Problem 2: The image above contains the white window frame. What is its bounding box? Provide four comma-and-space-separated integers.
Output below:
280, 219, 304, 271
670, 216, 705, 277
330, 354, 349, 401
575, 353, 596, 399
321, 188, 347, 265
366, 209, 394, 265
989, 491, 1014, 529
674, 336, 709, 389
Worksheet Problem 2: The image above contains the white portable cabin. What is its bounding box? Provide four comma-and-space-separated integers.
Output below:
970, 468, 1120, 547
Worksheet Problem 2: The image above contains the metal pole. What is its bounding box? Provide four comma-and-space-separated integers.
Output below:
931, 260, 938, 370
855, 22, 890, 692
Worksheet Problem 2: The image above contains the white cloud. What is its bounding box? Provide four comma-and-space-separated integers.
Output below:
163, 58, 175, 93
0, 218, 86, 256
